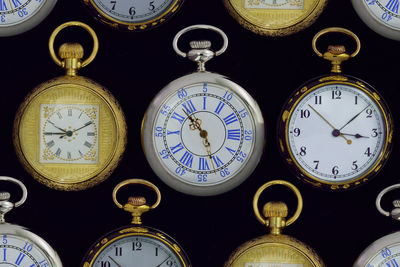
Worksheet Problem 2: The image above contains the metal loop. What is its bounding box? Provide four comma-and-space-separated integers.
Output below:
376, 184, 400, 217
0, 176, 27, 207
253, 180, 303, 226
49, 21, 99, 68
173, 24, 228, 58
112, 179, 161, 210
312, 27, 361, 58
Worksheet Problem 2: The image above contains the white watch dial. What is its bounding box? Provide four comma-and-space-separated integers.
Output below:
92, 235, 184, 267
362, 0, 400, 30
287, 83, 387, 183
366, 245, 400, 266
245, 0, 303, 9
40, 104, 99, 164
91, 0, 175, 23
0, 0, 45, 26
0, 234, 53, 266
152, 82, 256, 187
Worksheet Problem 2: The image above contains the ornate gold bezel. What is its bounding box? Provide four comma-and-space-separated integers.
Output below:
82, 0, 184, 31
277, 75, 393, 191
13, 75, 127, 191
222, 0, 328, 36
82, 226, 191, 267
224, 234, 325, 266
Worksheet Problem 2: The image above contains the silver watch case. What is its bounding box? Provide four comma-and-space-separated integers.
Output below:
142, 71, 265, 196
0, 0, 57, 37
351, 0, 400, 40
0, 223, 63, 266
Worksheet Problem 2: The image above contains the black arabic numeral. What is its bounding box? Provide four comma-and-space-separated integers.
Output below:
299, 146, 306, 156
366, 109, 373, 118
371, 128, 378, 137
332, 90, 342, 99
132, 241, 142, 251
352, 161, 358, 170
300, 109, 310, 118
129, 6, 136, 15
314, 160, 319, 169
365, 147, 372, 157
315, 95, 322, 105
149, 1, 155, 10
293, 128, 301, 137
332, 166, 339, 176
110, 0, 116, 10
101, 261, 110, 267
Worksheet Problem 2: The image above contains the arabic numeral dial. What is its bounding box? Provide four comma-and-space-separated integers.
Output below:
287, 84, 387, 184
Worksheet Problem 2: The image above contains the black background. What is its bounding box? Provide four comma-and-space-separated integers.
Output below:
2, 0, 400, 266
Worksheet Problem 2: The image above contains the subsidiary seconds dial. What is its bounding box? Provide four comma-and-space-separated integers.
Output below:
286, 82, 388, 184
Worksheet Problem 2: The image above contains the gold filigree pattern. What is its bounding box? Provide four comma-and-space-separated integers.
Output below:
42, 149, 55, 160
43, 106, 55, 118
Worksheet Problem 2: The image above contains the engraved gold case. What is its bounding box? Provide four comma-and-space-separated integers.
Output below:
13, 22, 127, 191
222, 0, 327, 36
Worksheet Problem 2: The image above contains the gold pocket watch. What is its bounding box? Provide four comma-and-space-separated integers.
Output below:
0, 0, 57, 36
224, 180, 325, 266
0, 176, 63, 266
13, 21, 127, 191
351, 0, 400, 40
81, 179, 191, 267
277, 27, 393, 191
222, 0, 327, 36
354, 184, 400, 266
82, 0, 184, 31
141, 24, 265, 196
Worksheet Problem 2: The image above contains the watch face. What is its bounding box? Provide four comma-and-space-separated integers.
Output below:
88, 0, 181, 26
151, 82, 256, 190
40, 104, 99, 164
91, 235, 185, 267
281, 79, 391, 189
14, 78, 127, 190
361, 0, 400, 30
246, 0, 303, 10
0, 0, 45, 26
366, 245, 400, 266
0, 234, 54, 266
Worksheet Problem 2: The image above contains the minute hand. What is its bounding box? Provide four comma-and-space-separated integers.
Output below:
339, 104, 370, 131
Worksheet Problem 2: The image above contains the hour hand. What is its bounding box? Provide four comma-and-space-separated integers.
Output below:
48, 121, 66, 133
341, 133, 370, 139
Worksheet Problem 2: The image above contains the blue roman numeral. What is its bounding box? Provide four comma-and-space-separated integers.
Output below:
386, 0, 400, 13
170, 142, 184, 154
167, 130, 180, 135
182, 100, 196, 115
215, 101, 225, 114
0, 0, 7, 11
180, 151, 194, 168
212, 155, 224, 168
15, 252, 25, 265
171, 112, 185, 124
11, 0, 21, 7
199, 157, 210, 171
203, 96, 207, 110
386, 259, 399, 267
225, 147, 236, 155
223, 113, 238, 125
227, 129, 241, 140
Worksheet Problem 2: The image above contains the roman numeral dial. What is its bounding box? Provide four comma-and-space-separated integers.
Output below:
40, 104, 99, 163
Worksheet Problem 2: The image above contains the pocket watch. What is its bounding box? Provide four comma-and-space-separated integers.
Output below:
354, 183, 400, 266
277, 27, 393, 191
0, 176, 63, 266
141, 25, 265, 196
351, 0, 400, 40
0, 0, 56, 36
224, 180, 325, 266
13, 21, 127, 191
81, 179, 191, 267
222, 0, 327, 36
82, 0, 184, 31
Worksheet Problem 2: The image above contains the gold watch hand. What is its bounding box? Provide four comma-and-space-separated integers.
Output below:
8, 0, 14, 14
108, 256, 122, 267
308, 104, 352, 145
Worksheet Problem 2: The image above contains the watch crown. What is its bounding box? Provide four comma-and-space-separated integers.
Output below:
190, 40, 211, 49
263, 201, 288, 218
128, 196, 147, 206
327, 45, 346, 55
0, 192, 10, 201
58, 42, 84, 60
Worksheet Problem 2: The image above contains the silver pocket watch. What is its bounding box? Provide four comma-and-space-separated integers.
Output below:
0, 0, 57, 36
354, 184, 400, 266
141, 25, 265, 196
0, 176, 62, 266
